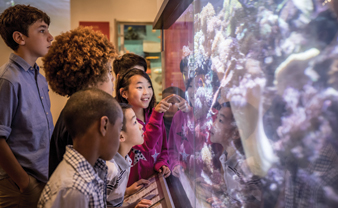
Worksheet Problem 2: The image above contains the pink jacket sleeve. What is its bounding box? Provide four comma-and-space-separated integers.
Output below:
154, 121, 169, 171
140, 110, 164, 152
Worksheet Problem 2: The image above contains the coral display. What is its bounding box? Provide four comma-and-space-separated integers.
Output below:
166, 0, 338, 207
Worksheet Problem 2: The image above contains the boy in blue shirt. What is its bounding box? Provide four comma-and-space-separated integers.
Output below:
0, 4, 54, 207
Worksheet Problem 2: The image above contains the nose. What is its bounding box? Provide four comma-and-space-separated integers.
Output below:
139, 123, 142, 130
143, 87, 149, 95
48, 32, 54, 42
210, 124, 216, 131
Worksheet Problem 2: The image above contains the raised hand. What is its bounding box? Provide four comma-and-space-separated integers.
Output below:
154, 94, 179, 113
154, 95, 174, 113
172, 95, 191, 113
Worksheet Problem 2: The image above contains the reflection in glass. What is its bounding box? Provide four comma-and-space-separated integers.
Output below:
164, 0, 338, 207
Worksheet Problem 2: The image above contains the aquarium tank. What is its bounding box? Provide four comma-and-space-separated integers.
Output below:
162, 0, 338, 207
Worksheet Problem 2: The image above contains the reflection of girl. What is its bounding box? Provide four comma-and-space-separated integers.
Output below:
116, 69, 173, 186
210, 102, 262, 207
162, 87, 186, 138
168, 75, 211, 177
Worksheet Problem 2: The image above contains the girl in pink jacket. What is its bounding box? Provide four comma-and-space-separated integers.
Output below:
116, 68, 175, 186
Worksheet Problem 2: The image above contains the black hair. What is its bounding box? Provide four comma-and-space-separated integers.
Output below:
186, 77, 194, 89
113, 53, 147, 76
180, 57, 189, 73
63, 88, 122, 139
116, 68, 156, 114
119, 103, 133, 132
0, 4, 50, 51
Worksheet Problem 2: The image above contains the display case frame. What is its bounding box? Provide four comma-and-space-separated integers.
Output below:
123, 174, 175, 208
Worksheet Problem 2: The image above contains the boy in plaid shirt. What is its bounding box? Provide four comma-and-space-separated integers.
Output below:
38, 88, 123, 208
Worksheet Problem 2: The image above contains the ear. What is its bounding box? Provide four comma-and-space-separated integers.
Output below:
120, 132, 126, 143
233, 129, 240, 140
12, 31, 26, 46
120, 88, 128, 100
100, 116, 109, 137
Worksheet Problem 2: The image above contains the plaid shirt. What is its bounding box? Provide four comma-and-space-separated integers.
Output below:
38, 145, 108, 208
285, 144, 338, 208
106, 153, 132, 207
220, 148, 262, 207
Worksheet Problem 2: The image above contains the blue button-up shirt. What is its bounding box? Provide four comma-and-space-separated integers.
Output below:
0, 53, 54, 183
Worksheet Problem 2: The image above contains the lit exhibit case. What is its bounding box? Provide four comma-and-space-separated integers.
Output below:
154, 0, 338, 207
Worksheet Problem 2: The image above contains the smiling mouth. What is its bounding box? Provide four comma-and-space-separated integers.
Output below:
141, 98, 149, 101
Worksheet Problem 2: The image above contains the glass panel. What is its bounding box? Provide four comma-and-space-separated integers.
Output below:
164, 4, 197, 208
165, 0, 338, 207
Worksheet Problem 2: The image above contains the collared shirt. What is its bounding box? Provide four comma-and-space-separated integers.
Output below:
0, 53, 54, 183
106, 153, 132, 207
285, 144, 338, 208
220, 148, 262, 207
38, 145, 108, 208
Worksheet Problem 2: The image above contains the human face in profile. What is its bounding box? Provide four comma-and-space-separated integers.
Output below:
210, 106, 238, 148
21, 19, 53, 63
121, 108, 144, 146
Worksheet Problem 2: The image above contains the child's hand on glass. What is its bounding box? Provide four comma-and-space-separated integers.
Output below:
157, 165, 171, 178
172, 165, 184, 177
174, 96, 191, 113
155, 94, 180, 113
125, 179, 150, 196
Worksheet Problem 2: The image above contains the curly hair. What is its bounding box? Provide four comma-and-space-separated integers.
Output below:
0, 4, 50, 51
119, 103, 133, 132
43, 27, 116, 96
113, 53, 147, 76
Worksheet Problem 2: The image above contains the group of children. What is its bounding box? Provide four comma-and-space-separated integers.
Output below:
0, 4, 262, 208
0, 4, 182, 208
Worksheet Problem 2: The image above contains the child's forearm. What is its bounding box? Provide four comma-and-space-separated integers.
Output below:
0, 137, 30, 192
141, 111, 164, 151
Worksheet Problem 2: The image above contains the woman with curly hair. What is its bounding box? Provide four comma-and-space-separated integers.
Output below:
45, 26, 117, 177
